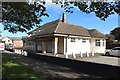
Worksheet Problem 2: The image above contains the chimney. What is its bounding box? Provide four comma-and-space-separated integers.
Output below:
62, 13, 66, 23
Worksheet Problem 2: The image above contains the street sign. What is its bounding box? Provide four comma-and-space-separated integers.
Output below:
0, 43, 5, 50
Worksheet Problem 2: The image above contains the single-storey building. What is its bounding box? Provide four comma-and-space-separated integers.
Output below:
23, 13, 107, 57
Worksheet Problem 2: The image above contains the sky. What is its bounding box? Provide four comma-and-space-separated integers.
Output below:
0, 1, 119, 37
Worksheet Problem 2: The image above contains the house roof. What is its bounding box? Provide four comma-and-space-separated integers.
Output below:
28, 19, 106, 38
4, 36, 22, 40
88, 29, 107, 38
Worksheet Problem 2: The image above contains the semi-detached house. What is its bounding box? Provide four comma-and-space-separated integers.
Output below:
23, 13, 107, 57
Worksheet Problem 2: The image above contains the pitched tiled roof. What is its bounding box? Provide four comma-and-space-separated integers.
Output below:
88, 29, 106, 38
54, 22, 91, 37
28, 20, 106, 38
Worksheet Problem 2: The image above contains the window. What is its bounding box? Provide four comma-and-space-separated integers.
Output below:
71, 38, 75, 42
95, 39, 100, 46
102, 40, 105, 46
8, 40, 10, 42
82, 39, 86, 43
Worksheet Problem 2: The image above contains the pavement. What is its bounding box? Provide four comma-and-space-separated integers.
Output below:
2, 50, 102, 78
76, 56, 120, 67
37, 52, 120, 67
2, 50, 120, 78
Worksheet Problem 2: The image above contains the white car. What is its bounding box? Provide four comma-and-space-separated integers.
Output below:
105, 47, 120, 56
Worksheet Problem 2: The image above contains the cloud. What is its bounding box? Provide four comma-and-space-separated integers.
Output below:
108, 14, 118, 19
45, 0, 64, 14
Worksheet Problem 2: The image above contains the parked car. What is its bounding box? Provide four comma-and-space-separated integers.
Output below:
105, 47, 120, 56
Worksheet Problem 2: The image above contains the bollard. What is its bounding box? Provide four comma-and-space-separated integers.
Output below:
72, 53, 76, 58
80, 52, 83, 57
19, 50, 21, 54
18, 50, 19, 54
92, 51, 94, 56
17, 50, 19, 54
16, 49, 18, 54
14, 49, 16, 53
55, 53, 58, 57
24, 51, 27, 56
18, 50, 20, 54
21, 50, 23, 55
86, 52, 89, 57
43, 51, 46, 54
20, 50, 22, 54
15, 49, 17, 53
65, 53, 68, 58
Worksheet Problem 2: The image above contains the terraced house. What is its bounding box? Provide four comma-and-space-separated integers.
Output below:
23, 13, 107, 57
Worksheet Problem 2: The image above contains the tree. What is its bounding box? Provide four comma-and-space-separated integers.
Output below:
106, 34, 115, 44
2, 1, 120, 33
110, 27, 120, 42
55, 1, 120, 20
2, 2, 48, 33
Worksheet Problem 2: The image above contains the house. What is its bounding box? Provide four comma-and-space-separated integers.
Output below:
2, 36, 23, 49
23, 13, 107, 57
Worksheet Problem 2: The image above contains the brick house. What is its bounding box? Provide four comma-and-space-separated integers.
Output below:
2, 36, 23, 49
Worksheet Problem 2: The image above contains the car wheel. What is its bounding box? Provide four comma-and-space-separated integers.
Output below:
105, 52, 110, 56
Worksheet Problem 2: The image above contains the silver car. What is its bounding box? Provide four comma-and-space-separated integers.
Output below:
105, 47, 120, 56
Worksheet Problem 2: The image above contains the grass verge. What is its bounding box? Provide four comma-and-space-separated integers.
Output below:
2, 55, 46, 80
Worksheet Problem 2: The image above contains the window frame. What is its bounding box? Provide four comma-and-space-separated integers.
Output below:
95, 39, 101, 47
82, 39, 86, 43
102, 40, 105, 46
8, 40, 10, 42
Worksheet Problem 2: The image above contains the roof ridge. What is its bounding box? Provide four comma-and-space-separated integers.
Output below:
54, 21, 61, 33
88, 29, 106, 38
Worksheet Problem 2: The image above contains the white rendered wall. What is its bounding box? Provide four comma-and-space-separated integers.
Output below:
2, 37, 13, 44
66, 38, 91, 55
90, 38, 106, 53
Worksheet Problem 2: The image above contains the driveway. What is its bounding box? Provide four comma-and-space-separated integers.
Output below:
76, 55, 120, 67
